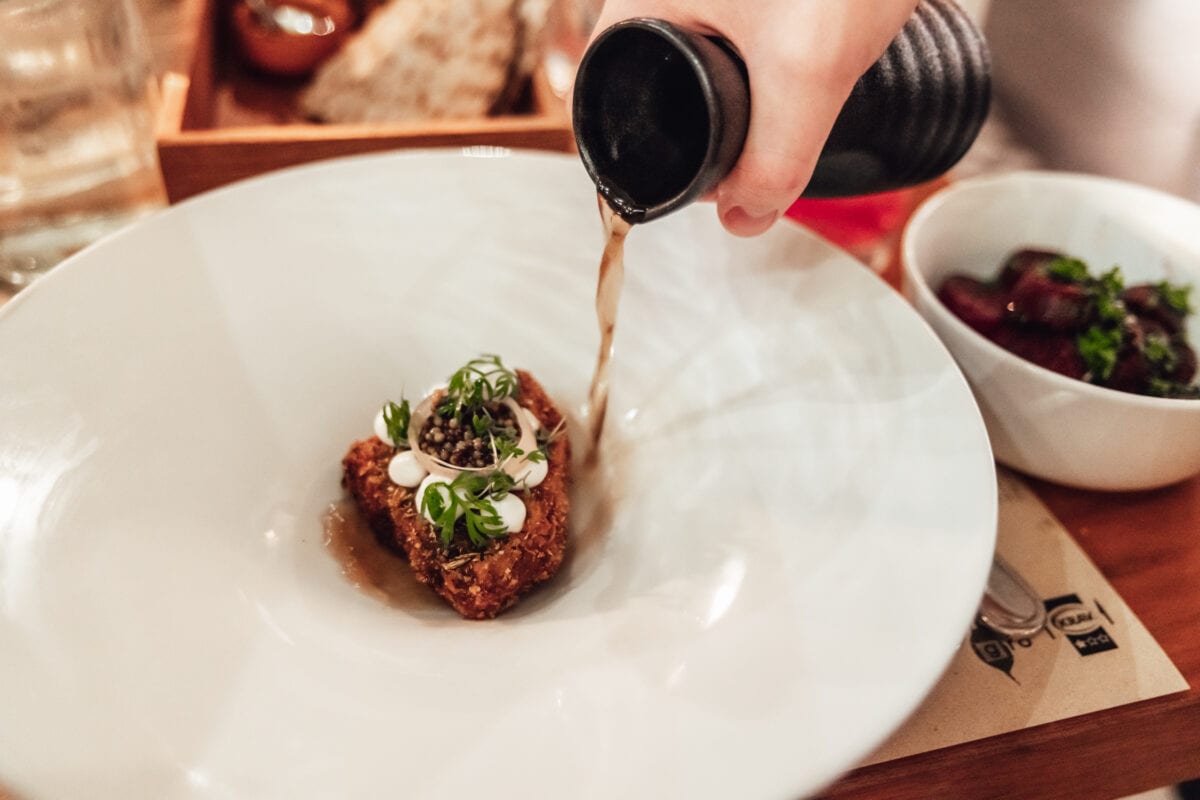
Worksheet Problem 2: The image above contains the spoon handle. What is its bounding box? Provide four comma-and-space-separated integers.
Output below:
979, 556, 1046, 639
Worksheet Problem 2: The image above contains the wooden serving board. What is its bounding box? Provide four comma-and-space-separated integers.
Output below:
155, 0, 574, 203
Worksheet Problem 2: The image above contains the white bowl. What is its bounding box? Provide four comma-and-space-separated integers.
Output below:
902, 171, 1200, 491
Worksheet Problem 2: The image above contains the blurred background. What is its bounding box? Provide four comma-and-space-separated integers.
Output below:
3, 0, 1199, 291
966, 0, 1200, 202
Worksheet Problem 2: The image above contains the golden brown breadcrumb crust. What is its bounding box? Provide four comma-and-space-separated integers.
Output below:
342, 370, 570, 619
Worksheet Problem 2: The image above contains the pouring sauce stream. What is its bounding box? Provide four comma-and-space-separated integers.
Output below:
585, 199, 632, 460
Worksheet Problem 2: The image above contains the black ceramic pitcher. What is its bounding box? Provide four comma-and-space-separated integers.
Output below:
573, 0, 991, 223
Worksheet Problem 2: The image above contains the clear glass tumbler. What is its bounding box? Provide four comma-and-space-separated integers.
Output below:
0, 0, 165, 291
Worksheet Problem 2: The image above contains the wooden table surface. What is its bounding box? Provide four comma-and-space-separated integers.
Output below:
2, 3, 1196, 800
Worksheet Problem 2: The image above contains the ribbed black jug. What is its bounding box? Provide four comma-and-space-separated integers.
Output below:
573, 0, 991, 223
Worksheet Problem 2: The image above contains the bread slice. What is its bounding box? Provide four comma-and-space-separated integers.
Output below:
302, 0, 555, 124
302, 0, 519, 123
342, 370, 570, 619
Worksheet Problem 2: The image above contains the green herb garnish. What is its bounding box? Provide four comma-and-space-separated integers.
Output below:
1143, 333, 1179, 373
1156, 281, 1193, 316
471, 412, 490, 437
1048, 258, 1127, 322
438, 354, 518, 420
1148, 377, 1175, 397
1093, 267, 1127, 323
1047, 257, 1089, 284
487, 430, 549, 470
1147, 377, 1200, 399
420, 469, 516, 548
492, 432, 527, 463
1077, 325, 1124, 382
382, 399, 411, 447
1061, 261, 1126, 381
533, 418, 567, 462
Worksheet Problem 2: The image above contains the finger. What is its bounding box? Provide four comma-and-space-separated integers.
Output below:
716, 55, 857, 237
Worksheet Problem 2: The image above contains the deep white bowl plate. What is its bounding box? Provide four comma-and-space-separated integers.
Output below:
0, 152, 995, 799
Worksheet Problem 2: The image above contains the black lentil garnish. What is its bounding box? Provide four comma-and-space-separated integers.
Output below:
418, 401, 518, 468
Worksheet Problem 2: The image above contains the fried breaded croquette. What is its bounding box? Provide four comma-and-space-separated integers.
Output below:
342, 370, 570, 619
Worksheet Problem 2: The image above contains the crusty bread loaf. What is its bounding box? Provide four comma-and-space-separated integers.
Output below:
302, 0, 551, 124
341, 370, 570, 619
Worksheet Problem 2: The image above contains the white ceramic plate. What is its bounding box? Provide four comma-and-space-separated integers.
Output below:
0, 151, 995, 799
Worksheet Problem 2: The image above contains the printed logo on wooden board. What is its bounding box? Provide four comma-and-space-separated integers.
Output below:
1044, 593, 1118, 656
971, 593, 1119, 683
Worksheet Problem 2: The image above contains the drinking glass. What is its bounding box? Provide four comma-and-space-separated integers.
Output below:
0, 0, 165, 291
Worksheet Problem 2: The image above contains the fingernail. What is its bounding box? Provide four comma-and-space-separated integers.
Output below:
723, 206, 779, 237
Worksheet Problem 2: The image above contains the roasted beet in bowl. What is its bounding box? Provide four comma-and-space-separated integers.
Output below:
937, 250, 1196, 398
902, 171, 1200, 491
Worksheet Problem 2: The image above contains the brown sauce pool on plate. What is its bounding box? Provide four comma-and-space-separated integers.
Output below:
323, 500, 440, 609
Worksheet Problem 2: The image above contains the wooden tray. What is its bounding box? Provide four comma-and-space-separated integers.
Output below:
156, 0, 574, 203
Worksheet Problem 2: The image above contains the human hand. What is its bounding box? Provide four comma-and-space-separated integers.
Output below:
588, 0, 918, 236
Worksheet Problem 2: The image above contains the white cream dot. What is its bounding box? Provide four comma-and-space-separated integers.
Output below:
387, 450, 427, 487
522, 407, 542, 432
492, 494, 527, 533
373, 408, 394, 446
416, 474, 459, 523
515, 457, 549, 488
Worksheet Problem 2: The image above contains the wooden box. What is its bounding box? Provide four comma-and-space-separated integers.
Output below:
156, 0, 575, 203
